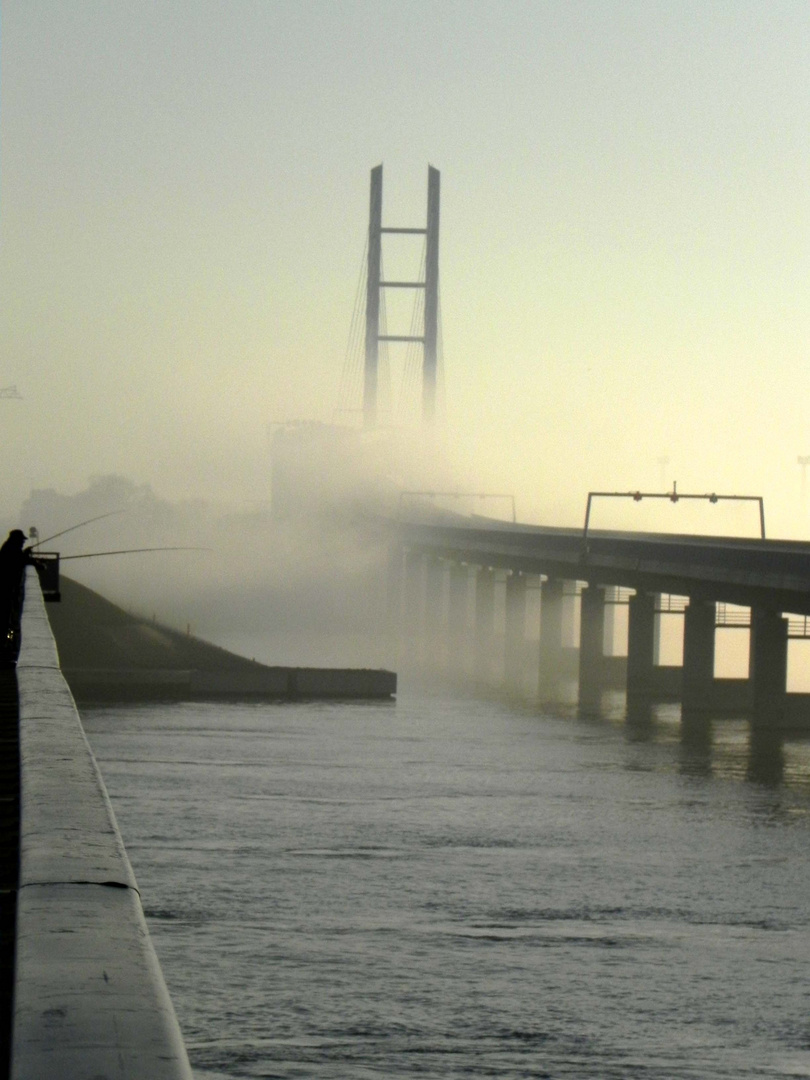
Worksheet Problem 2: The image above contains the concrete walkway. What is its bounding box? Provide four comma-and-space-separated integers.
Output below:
11, 567, 193, 1079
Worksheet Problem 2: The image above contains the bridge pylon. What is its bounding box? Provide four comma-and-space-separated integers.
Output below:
364, 164, 440, 430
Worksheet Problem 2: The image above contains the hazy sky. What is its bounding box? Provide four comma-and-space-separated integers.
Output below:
2, 1, 808, 535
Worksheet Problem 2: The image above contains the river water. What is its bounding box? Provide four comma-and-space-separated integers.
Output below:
82, 684, 810, 1080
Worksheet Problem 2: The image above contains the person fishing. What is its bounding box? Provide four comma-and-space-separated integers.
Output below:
1, 510, 209, 666
0, 529, 32, 665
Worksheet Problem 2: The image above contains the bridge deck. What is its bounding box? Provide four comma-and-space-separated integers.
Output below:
398, 518, 810, 614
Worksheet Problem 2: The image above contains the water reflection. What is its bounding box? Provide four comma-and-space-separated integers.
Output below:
84, 689, 810, 1079
413, 654, 810, 796
747, 726, 786, 786
557, 682, 810, 793
624, 695, 655, 740
678, 712, 713, 778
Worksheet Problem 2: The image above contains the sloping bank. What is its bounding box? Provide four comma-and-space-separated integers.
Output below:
47, 575, 396, 702
12, 565, 193, 1078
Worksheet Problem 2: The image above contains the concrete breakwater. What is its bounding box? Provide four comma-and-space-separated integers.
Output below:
48, 575, 396, 703
9, 567, 193, 1079
63, 663, 398, 700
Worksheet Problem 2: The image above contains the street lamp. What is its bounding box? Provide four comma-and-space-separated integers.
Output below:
582, 482, 766, 551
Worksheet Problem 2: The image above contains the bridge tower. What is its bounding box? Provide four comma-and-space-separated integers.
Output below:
364, 164, 440, 429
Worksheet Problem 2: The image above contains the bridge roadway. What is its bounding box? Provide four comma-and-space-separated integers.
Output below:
397, 517, 810, 615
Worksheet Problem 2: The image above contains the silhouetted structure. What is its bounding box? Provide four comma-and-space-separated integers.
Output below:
0, 530, 28, 665
364, 164, 440, 429
393, 515, 810, 731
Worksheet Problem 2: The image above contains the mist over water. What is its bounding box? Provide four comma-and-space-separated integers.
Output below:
15, 467, 405, 668
19, 457, 810, 1079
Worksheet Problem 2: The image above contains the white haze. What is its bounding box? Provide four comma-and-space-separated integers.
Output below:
2, 2, 809, 540
13, 433, 458, 669
2, 2, 810, 675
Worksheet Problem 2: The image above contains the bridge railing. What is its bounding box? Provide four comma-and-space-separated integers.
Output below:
12, 566, 193, 1079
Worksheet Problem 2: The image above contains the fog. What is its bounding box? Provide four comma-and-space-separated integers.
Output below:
2, 2, 809, 663
13, 461, 408, 668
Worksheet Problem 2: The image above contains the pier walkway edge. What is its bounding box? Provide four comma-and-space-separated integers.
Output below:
9, 565, 193, 1079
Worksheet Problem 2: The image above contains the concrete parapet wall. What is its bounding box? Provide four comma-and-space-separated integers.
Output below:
12, 567, 193, 1079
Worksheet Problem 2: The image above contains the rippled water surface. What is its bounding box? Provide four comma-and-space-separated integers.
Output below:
82, 688, 810, 1079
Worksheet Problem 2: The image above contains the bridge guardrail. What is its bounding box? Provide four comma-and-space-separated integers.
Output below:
12, 566, 193, 1080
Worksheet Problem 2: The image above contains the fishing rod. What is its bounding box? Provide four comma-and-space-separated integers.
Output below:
29, 510, 126, 550
14, 514, 210, 606
59, 547, 211, 560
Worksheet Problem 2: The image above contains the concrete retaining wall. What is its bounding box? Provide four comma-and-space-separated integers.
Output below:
61, 665, 397, 701
12, 567, 193, 1079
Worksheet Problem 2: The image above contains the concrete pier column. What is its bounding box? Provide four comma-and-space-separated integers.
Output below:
561, 584, 577, 649
474, 568, 496, 681
447, 563, 470, 672
424, 557, 446, 670
424, 558, 445, 633
403, 551, 424, 633
627, 590, 657, 699
603, 592, 617, 657
385, 545, 404, 661
652, 594, 663, 666
682, 599, 716, 713
578, 584, 606, 707
539, 577, 565, 684
402, 551, 426, 666
749, 607, 788, 727
505, 572, 528, 689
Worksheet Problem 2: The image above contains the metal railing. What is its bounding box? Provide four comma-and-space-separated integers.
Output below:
604, 586, 633, 606
656, 594, 688, 614
715, 603, 751, 628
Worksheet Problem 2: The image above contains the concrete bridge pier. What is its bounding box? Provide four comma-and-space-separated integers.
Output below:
538, 577, 565, 690
749, 607, 788, 727
505, 572, 528, 690
626, 590, 657, 701
424, 557, 446, 671
681, 599, 716, 716
652, 594, 664, 666
578, 584, 607, 708
474, 568, 497, 682
603, 595, 618, 660
447, 563, 470, 674
403, 550, 426, 666
386, 545, 405, 664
